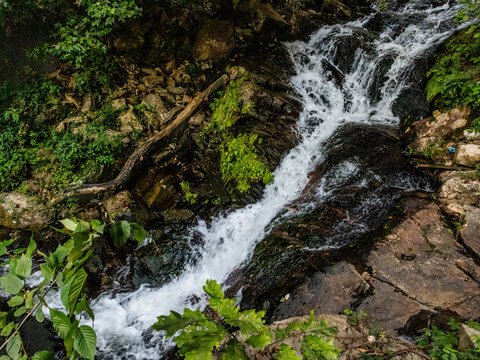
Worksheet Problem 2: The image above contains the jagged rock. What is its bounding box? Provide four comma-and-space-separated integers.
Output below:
55, 115, 83, 132
460, 205, 480, 258
171, 65, 191, 85
194, 20, 234, 61
141, 93, 168, 129
410, 106, 470, 154
111, 98, 127, 110
458, 323, 480, 351
455, 144, 480, 167
81, 93, 94, 112
0, 192, 54, 231
272, 262, 370, 321
438, 171, 480, 208
104, 190, 150, 225
119, 106, 143, 133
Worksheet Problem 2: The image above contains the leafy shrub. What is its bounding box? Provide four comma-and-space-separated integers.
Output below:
417, 319, 480, 360
34, 0, 141, 70
180, 181, 198, 204
153, 279, 340, 360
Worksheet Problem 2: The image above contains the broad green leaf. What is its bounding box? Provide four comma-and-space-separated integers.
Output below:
59, 219, 78, 232
0, 275, 24, 295
91, 220, 104, 234
53, 240, 74, 266
8, 257, 18, 276
25, 289, 36, 308
210, 297, 239, 322
35, 306, 45, 323
0, 311, 8, 328
61, 268, 88, 315
50, 309, 72, 339
6, 334, 21, 359
203, 279, 224, 301
40, 264, 54, 284
1, 322, 14, 336
275, 328, 288, 341
109, 220, 131, 247
72, 325, 97, 360
13, 306, 27, 317
131, 223, 148, 244
273, 344, 301, 360
7, 295, 23, 307
221, 339, 248, 360
32, 351, 55, 360
13, 248, 26, 255
75, 295, 95, 321
0, 355, 10, 360
153, 309, 209, 337
15, 254, 32, 280
26, 236, 37, 257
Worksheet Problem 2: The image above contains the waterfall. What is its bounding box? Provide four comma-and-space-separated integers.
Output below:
84, 2, 463, 358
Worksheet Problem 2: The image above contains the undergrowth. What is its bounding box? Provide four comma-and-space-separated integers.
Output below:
208, 77, 273, 193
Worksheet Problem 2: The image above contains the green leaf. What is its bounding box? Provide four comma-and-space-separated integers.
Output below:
153, 309, 209, 337
131, 223, 147, 244
72, 325, 97, 360
0, 275, 24, 295
50, 309, 72, 339
35, 306, 45, 323
273, 344, 301, 360
6, 334, 21, 359
61, 268, 88, 315
1, 322, 14, 336
109, 220, 131, 247
26, 236, 37, 257
176, 321, 226, 360
221, 339, 248, 360
32, 351, 55, 360
15, 254, 32, 280
0, 355, 11, 360
60, 219, 79, 232
40, 264, 54, 283
7, 295, 24, 307
231, 309, 271, 350
25, 289, 36, 309
14, 306, 27, 317
203, 279, 224, 301
75, 295, 95, 321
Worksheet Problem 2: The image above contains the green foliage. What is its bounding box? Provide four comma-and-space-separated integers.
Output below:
180, 181, 198, 204
209, 79, 245, 132
220, 133, 273, 193
0, 77, 128, 192
0, 218, 103, 359
426, 0, 480, 131
34, 0, 141, 70
109, 220, 147, 248
417, 319, 480, 360
153, 280, 340, 360
343, 308, 368, 326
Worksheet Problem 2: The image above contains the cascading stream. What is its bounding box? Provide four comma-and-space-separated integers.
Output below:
84, 2, 464, 358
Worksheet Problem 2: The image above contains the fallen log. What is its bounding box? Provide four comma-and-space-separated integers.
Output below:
57, 74, 229, 202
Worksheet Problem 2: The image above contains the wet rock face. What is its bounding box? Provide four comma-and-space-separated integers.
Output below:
268, 198, 480, 332
237, 124, 430, 313
194, 20, 234, 61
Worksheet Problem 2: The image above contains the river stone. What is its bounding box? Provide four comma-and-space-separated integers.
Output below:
460, 205, 480, 258
142, 175, 176, 210
141, 93, 168, 129
0, 192, 54, 231
366, 198, 480, 317
272, 261, 370, 321
162, 208, 196, 225
119, 106, 143, 133
455, 143, 480, 167
194, 20, 234, 61
410, 106, 470, 154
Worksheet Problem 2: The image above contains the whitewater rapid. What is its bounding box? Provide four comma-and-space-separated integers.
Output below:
82, 2, 464, 358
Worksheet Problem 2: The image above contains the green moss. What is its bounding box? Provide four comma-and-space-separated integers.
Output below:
209, 78, 246, 132
180, 181, 198, 204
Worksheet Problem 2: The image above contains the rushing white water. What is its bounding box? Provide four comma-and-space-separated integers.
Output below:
88, 2, 463, 358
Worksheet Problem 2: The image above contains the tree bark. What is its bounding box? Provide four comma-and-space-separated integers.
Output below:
57, 74, 229, 202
